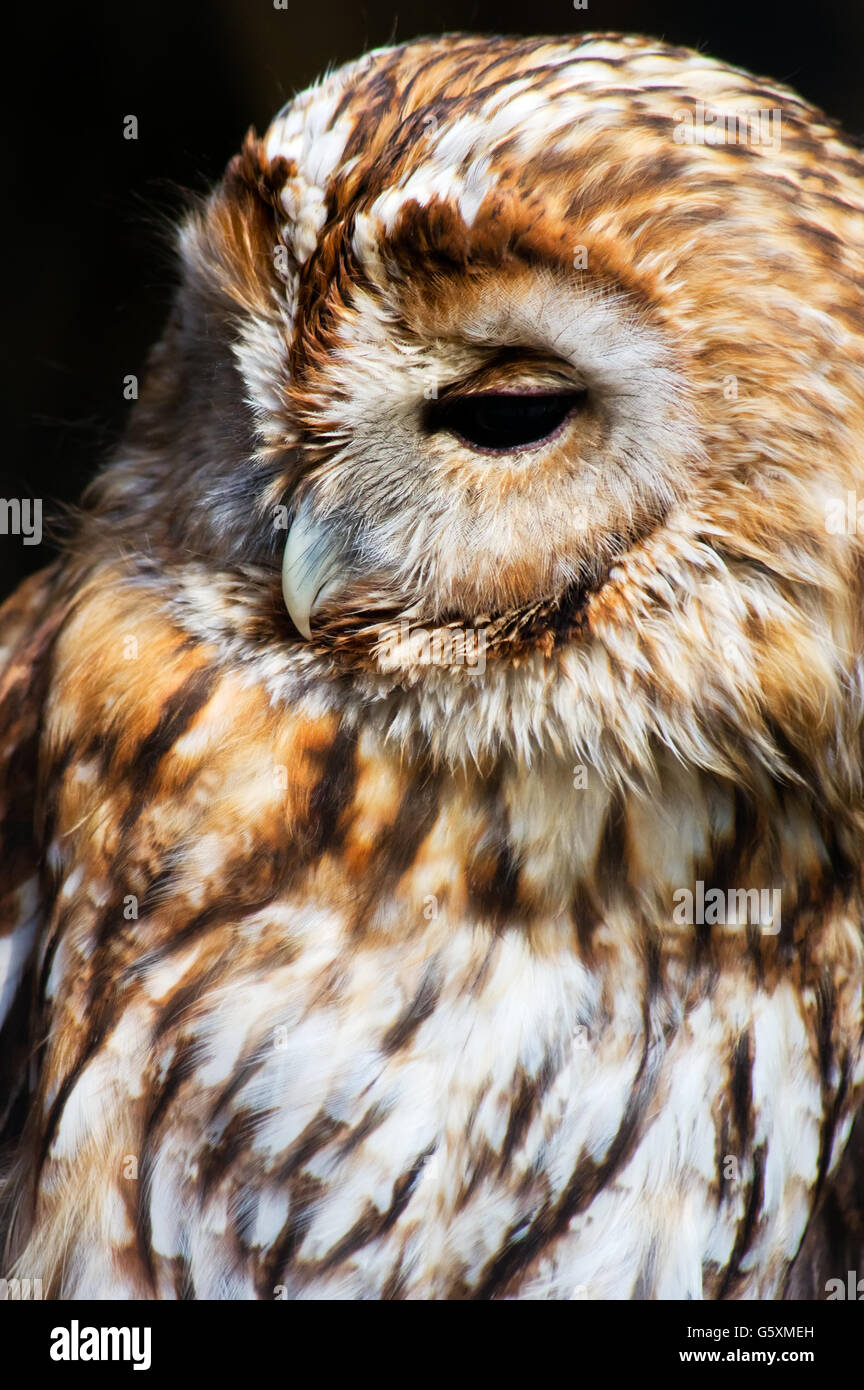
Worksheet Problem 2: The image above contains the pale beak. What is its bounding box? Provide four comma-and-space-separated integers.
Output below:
281, 507, 343, 639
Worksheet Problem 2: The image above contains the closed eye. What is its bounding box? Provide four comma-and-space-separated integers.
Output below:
424, 390, 587, 453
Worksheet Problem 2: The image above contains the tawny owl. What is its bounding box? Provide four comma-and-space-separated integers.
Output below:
2, 31, 864, 1302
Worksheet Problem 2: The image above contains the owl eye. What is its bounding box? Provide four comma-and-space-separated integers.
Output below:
425, 391, 586, 452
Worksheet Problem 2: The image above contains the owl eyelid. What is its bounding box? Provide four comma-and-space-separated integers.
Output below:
423, 389, 587, 454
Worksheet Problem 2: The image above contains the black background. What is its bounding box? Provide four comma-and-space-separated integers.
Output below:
5, 0, 864, 600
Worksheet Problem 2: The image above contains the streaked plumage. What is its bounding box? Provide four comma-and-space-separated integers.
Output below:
2, 32, 864, 1299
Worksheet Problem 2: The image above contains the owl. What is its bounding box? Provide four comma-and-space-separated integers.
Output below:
2, 31, 864, 1302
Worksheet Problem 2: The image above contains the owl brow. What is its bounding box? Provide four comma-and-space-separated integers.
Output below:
432, 346, 582, 397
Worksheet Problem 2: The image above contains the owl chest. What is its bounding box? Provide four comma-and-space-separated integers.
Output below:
43, 713, 854, 1298
150, 898, 822, 1300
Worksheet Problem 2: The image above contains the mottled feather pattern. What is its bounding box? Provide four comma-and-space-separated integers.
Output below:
2, 33, 864, 1299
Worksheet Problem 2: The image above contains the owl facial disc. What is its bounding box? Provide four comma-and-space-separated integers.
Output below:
281, 507, 343, 639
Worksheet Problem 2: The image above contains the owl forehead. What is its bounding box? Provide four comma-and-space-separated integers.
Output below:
261, 33, 803, 274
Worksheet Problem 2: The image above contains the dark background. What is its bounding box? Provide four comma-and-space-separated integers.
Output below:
4, 0, 864, 600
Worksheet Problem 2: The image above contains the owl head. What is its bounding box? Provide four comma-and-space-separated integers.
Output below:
85, 33, 864, 800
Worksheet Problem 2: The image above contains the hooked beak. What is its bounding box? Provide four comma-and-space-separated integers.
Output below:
280, 504, 344, 639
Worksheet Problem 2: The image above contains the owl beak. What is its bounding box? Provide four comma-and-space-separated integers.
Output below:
281, 509, 342, 640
